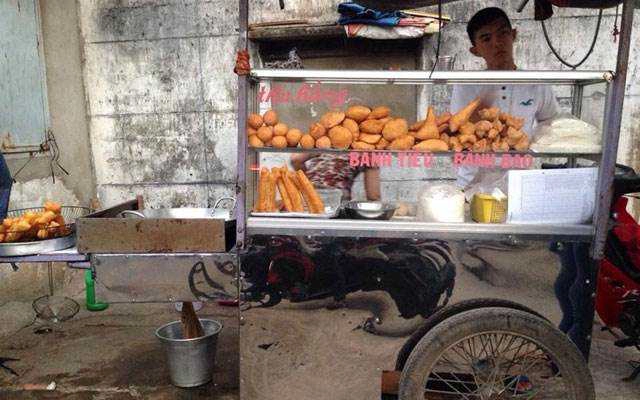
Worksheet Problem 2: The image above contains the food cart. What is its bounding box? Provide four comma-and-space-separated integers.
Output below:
0, 0, 636, 398
235, 0, 636, 398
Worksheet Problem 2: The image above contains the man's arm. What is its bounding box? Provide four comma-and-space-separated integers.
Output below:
290, 153, 318, 172
364, 168, 381, 201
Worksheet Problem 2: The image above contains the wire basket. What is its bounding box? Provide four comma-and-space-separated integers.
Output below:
33, 295, 80, 323
3, 206, 92, 243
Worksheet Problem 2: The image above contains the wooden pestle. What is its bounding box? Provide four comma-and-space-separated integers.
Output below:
181, 301, 204, 339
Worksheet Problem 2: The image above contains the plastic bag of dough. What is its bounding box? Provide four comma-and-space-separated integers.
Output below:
416, 182, 465, 223
531, 114, 601, 153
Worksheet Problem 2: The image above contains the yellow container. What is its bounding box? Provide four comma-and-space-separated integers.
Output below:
471, 193, 508, 223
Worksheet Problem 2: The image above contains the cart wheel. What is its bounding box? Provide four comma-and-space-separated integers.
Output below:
395, 298, 548, 371
398, 307, 594, 400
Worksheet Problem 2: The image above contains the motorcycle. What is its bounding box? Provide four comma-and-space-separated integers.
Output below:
241, 235, 456, 329
596, 164, 640, 380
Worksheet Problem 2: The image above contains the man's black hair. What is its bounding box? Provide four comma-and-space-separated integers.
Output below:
467, 7, 512, 45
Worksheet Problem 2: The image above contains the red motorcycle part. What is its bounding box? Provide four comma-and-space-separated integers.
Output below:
596, 196, 640, 327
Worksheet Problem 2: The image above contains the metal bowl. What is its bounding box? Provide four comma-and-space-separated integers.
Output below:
344, 201, 397, 220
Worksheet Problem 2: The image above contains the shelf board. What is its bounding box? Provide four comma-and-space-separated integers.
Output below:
247, 217, 594, 242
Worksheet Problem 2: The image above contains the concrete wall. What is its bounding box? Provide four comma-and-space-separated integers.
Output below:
78, 0, 240, 208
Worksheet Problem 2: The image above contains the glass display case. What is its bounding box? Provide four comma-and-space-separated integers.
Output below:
240, 69, 613, 243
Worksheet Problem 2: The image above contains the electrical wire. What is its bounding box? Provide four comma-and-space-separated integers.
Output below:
428, 0, 443, 79
541, 9, 603, 69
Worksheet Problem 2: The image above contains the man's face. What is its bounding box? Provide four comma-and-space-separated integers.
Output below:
470, 18, 517, 70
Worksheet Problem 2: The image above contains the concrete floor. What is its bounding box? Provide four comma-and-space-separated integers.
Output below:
0, 303, 239, 400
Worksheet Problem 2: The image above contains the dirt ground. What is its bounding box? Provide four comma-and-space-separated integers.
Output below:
0, 303, 239, 399
240, 243, 640, 400
1, 244, 640, 399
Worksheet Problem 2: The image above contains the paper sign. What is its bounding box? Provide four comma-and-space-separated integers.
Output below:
507, 168, 597, 224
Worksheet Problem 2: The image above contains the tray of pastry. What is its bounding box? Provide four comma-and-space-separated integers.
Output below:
251, 166, 342, 219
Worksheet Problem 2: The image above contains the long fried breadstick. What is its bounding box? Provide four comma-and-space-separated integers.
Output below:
295, 170, 324, 214
274, 168, 294, 212
256, 167, 269, 212
283, 171, 304, 212
265, 170, 277, 212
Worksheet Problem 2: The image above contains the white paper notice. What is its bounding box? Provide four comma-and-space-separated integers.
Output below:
507, 168, 597, 224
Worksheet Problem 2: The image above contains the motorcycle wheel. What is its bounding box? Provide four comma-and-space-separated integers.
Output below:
398, 307, 594, 400
395, 298, 548, 371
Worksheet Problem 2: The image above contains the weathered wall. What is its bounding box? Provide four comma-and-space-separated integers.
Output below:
39, 0, 96, 206
78, 0, 240, 208
1, 0, 92, 301
73, 0, 640, 206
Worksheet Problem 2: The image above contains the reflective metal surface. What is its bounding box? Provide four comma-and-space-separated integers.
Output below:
251, 69, 612, 85
247, 217, 594, 242
93, 253, 238, 303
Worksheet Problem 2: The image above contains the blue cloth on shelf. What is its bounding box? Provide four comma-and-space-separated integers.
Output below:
337, 2, 404, 27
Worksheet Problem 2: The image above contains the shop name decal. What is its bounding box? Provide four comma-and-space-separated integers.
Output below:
349, 152, 534, 169
258, 84, 349, 108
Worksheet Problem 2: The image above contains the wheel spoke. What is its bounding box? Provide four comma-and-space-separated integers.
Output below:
422, 331, 572, 399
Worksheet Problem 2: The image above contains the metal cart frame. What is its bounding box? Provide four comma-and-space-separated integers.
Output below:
235, 0, 636, 361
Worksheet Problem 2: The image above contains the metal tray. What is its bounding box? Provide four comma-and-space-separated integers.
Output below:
251, 205, 340, 219
0, 233, 76, 257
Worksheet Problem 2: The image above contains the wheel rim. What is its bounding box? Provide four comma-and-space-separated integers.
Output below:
422, 331, 569, 399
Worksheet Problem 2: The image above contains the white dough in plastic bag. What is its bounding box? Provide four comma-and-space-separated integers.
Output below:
417, 182, 465, 223
531, 114, 601, 153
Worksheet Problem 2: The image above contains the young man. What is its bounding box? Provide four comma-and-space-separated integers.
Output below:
451, 7, 559, 188
456, 8, 592, 356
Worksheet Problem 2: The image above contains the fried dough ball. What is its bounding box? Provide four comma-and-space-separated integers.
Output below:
315, 136, 332, 149
319, 111, 346, 129
300, 134, 315, 149
413, 139, 449, 152
359, 119, 385, 135
341, 118, 359, 137
479, 107, 499, 121
247, 127, 257, 137
376, 138, 390, 150
286, 129, 303, 147
257, 126, 273, 142
388, 135, 415, 150
248, 113, 264, 129
273, 123, 288, 136
328, 126, 353, 149
382, 118, 409, 142
369, 106, 391, 119
459, 121, 476, 137
272, 136, 288, 148
309, 123, 326, 140
359, 133, 382, 144
351, 141, 375, 150
263, 110, 278, 126
249, 135, 264, 148
345, 105, 371, 122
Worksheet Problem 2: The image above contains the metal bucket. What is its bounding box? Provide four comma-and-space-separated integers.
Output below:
155, 319, 223, 387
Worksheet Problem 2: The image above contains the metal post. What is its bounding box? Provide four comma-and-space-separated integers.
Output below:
591, 0, 634, 259
236, 0, 249, 251
579, 0, 635, 361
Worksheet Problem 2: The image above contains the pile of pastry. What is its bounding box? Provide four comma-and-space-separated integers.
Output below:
246, 99, 530, 152
410, 100, 530, 152
255, 166, 325, 214
1, 201, 69, 243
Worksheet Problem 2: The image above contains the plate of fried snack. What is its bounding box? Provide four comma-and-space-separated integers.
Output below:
252, 165, 341, 218
247, 100, 530, 153
0, 201, 91, 244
